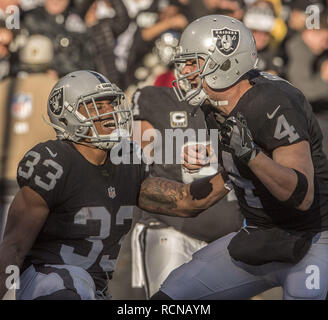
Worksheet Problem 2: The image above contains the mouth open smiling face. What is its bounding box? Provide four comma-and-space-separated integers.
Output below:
78, 97, 120, 136
74, 92, 133, 150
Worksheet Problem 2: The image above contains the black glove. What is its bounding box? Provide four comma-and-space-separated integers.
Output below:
218, 112, 261, 164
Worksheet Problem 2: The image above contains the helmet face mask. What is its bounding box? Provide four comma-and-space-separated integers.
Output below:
173, 52, 213, 106
47, 70, 133, 150
75, 94, 132, 149
172, 15, 258, 106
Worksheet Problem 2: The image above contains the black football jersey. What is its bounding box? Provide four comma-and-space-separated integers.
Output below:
203, 71, 328, 232
17, 139, 147, 287
132, 86, 243, 242
133, 86, 216, 180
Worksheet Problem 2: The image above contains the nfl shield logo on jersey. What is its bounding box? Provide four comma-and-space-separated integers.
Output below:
213, 28, 240, 56
108, 186, 116, 199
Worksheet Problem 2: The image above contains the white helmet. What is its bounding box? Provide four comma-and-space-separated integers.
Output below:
46, 70, 133, 150
172, 15, 257, 106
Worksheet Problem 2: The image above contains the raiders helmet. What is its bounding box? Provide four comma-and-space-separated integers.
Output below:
46, 70, 133, 150
172, 15, 257, 106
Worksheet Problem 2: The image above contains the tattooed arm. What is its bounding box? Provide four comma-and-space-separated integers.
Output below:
138, 173, 229, 217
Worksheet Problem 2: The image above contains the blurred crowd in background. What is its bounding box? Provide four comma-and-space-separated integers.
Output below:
0, 0, 328, 107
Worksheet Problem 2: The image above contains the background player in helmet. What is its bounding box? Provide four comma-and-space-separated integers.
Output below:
116, 85, 243, 299
151, 15, 328, 300
0, 70, 230, 300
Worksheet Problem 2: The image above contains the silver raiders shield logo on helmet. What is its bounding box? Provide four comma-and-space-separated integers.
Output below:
213, 28, 240, 56
49, 87, 64, 116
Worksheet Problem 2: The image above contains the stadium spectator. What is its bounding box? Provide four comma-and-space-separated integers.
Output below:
186, 0, 245, 21
285, 11, 328, 109
84, 0, 130, 88
0, 26, 13, 81
121, 0, 188, 91
216, 0, 245, 19
21, 0, 94, 76
14, 34, 56, 76
153, 31, 179, 88
243, 1, 286, 76
285, 0, 326, 34
0, 0, 20, 81
0, 0, 20, 12
19, 0, 45, 11
284, 4, 328, 158
257, 0, 287, 45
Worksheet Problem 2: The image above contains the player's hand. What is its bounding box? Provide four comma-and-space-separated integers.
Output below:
218, 112, 261, 164
182, 142, 215, 172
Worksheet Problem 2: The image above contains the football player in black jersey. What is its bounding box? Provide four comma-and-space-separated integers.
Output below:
0, 70, 230, 300
151, 15, 328, 300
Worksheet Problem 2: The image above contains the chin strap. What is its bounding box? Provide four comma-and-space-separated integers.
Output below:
209, 99, 229, 107
186, 83, 229, 111
43, 114, 124, 150
93, 141, 118, 150
42, 114, 71, 139
187, 87, 208, 106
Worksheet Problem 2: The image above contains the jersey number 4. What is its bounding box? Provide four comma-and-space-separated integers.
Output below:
274, 115, 300, 143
